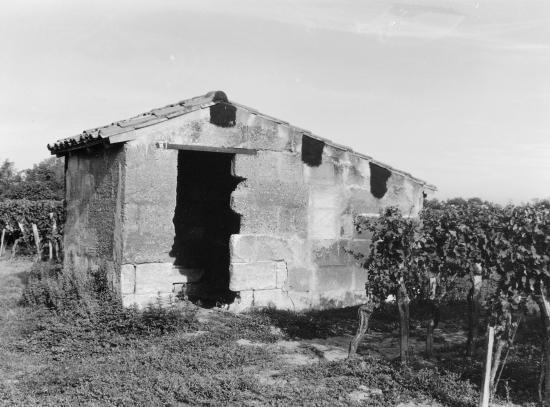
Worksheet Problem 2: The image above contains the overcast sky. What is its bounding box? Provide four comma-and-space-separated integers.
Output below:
1, 0, 549, 203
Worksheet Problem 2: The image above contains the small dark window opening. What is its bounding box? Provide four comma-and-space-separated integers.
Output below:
170, 150, 242, 306
301, 135, 325, 167
369, 162, 392, 199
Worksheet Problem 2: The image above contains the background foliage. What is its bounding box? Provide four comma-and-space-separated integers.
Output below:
0, 156, 64, 252
0, 199, 64, 248
0, 157, 64, 200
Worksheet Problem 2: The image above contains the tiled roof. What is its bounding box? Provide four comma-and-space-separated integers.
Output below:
47, 90, 436, 190
47, 91, 227, 154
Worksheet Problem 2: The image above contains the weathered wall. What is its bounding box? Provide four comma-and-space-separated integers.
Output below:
63, 145, 125, 290
120, 143, 185, 307
228, 131, 424, 312
115, 102, 426, 310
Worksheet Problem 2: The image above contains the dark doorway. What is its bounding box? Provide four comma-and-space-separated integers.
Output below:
170, 150, 242, 306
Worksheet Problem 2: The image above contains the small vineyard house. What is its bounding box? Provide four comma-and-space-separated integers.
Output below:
48, 91, 435, 311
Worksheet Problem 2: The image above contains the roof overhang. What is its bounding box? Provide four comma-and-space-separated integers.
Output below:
47, 90, 228, 156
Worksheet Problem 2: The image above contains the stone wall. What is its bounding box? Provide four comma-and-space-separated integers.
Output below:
113, 102, 426, 310
227, 133, 424, 312
119, 143, 187, 307
63, 145, 125, 289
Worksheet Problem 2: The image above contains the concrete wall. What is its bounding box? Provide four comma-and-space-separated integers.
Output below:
114, 102, 426, 310
63, 145, 125, 290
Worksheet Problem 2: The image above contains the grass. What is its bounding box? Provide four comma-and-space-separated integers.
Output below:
0, 257, 527, 406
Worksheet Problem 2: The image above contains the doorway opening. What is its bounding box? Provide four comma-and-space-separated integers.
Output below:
170, 150, 242, 306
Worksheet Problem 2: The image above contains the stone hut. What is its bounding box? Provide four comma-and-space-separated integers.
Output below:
48, 91, 435, 311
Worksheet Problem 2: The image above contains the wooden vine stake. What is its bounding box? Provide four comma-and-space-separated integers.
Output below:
12, 221, 25, 258
426, 276, 437, 358
397, 280, 411, 364
49, 212, 59, 261
32, 223, 40, 260
479, 326, 495, 407
468, 269, 483, 356
0, 228, 5, 257
537, 284, 550, 405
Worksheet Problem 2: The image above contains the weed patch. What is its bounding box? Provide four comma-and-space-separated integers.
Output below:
0, 260, 532, 406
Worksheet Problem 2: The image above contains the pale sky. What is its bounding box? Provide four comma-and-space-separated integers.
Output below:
1, 0, 549, 203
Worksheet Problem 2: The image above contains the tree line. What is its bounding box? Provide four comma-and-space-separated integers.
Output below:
0, 157, 64, 200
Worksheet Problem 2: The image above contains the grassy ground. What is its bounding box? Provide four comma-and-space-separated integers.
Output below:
0, 257, 535, 406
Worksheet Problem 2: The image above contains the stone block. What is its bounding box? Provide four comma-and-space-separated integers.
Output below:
123, 144, 177, 264
309, 207, 339, 239
289, 126, 304, 153
352, 266, 368, 292
275, 261, 288, 288
135, 262, 187, 295
232, 176, 307, 211
234, 151, 301, 183
170, 119, 245, 148
278, 206, 308, 237
120, 264, 136, 295
238, 205, 281, 235
227, 290, 255, 312
230, 234, 300, 263
124, 145, 178, 204
123, 204, 174, 263
344, 164, 368, 186
229, 262, 278, 291
311, 240, 351, 266
231, 286, 367, 313
309, 186, 340, 209
230, 235, 257, 263
236, 116, 291, 151
316, 266, 353, 292
229, 289, 316, 312
252, 288, 296, 309
304, 161, 338, 186
287, 267, 311, 291
346, 186, 381, 215
255, 237, 292, 262
276, 152, 303, 180
233, 152, 278, 180
228, 288, 301, 312
323, 145, 347, 161
253, 181, 308, 208
340, 214, 354, 238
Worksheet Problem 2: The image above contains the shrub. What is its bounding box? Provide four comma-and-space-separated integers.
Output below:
402, 367, 478, 407
21, 262, 73, 310
21, 262, 198, 340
